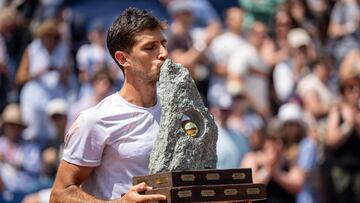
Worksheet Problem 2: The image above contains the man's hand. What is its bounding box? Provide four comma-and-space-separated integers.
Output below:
120, 182, 166, 203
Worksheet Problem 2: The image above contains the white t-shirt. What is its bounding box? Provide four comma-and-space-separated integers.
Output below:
228, 44, 270, 109
209, 32, 246, 65
76, 43, 115, 77
297, 73, 335, 109
63, 93, 161, 200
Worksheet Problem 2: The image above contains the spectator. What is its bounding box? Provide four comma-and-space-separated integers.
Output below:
226, 90, 264, 139
76, 19, 120, 99
163, 0, 222, 37
296, 57, 336, 128
328, 0, 360, 65
15, 19, 72, 143
211, 94, 250, 169
241, 117, 296, 203
324, 62, 360, 203
339, 49, 360, 82
273, 28, 314, 103
207, 6, 246, 108
271, 10, 293, 63
277, 102, 318, 203
67, 68, 114, 129
22, 98, 69, 203
0, 103, 42, 194
239, 0, 285, 31
166, 1, 214, 102
0, 7, 17, 112
228, 21, 272, 119
209, 6, 246, 79
286, 0, 320, 42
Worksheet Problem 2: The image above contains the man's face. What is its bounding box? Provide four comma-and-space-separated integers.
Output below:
126, 28, 168, 83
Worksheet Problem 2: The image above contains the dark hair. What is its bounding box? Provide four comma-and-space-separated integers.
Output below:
106, 7, 166, 73
310, 56, 328, 71
91, 68, 114, 86
340, 75, 360, 95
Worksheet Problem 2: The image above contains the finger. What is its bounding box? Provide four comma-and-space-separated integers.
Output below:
133, 182, 152, 193
138, 194, 167, 201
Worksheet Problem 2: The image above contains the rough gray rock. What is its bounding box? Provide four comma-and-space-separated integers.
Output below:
149, 59, 218, 174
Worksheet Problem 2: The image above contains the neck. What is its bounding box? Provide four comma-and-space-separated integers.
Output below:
119, 79, 157, 107
93, 93, 107, 103
229, 28, 241, 36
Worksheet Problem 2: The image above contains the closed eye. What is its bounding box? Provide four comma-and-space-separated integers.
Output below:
144, 45, 155, 50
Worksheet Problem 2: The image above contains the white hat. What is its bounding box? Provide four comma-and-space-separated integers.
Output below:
167, 0, 192, 15
287, 28, 311, 48
45, 99, 68, 116
1, 103, 26, 127
277, 102, 303, 123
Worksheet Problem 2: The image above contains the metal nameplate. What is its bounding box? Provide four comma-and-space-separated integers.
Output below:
201, 190, 215, 197
177, 190, 192, 198
181, 174, 195, 181
155, 177, 169, 185
232, 173, 246, 180
246, 188, 261, 195
206, 173, 220, 180
224, 189, 238, 196
135, 179, 149, 185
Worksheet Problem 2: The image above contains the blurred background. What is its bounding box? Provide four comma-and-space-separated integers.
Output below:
0, 0, 359, 202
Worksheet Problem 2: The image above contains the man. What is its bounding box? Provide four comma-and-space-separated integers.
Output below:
50, 8, 168, 202
227, 21, 272, 119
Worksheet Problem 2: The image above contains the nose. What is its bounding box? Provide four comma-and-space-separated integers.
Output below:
158, 45, 168, 60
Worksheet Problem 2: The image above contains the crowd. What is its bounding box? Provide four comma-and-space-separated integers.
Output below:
0, 0, 359, 202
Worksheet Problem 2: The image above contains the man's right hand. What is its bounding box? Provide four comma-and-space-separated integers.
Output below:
120, 182, 167, 203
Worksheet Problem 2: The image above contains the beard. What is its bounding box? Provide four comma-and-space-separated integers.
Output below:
132, 63, 160, 84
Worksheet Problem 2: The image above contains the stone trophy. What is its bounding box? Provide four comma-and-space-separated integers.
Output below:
148, 59, 218, 173
133, 59, 266, 202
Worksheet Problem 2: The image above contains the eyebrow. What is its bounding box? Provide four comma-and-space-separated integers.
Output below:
142, 38, 167, 46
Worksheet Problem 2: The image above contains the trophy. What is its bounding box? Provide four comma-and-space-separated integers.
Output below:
133, 60, 266, 202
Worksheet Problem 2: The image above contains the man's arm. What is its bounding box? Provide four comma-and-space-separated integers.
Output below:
50, 160, 106, 203
50, 160, 166, 203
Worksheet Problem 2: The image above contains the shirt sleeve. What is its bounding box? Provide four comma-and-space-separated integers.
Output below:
273, 62, 294, 101
76, 45, 89, 71
63, 111, 107, 167
298, 138, 317, 173
330, 3, 343, 24
228, 49, 249, 76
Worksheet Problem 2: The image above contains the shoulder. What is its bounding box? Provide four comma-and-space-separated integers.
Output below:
28, 39, 42, 52
77, 44, 92, 52
299, 137, 316, 152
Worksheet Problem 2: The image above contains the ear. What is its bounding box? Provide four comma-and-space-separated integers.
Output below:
115, 51, 130, 68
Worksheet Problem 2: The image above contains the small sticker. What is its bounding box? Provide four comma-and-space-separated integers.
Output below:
178, 190, 192, 198
224, 189, 238, 196
135, 179, 149, 185
232, 173, 246, 180
181, 174, 195, 181
206, 173, 220, 180
246, 188, 260, 195
155, 177, 168, 185
201, 190, 215, 197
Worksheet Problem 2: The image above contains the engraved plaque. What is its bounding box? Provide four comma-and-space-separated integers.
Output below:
155, 177, 169, 185
224, 189, 238, 196
201, 190, 215, 197
181, 174, 195, 181
133, 168, 253, 189
177, 190, 192, 198
136, 179, 149, 185
145, 183, 266, 203
246, 187, 261, 195
232, 173, 246, 180
206, 173, 220, 180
